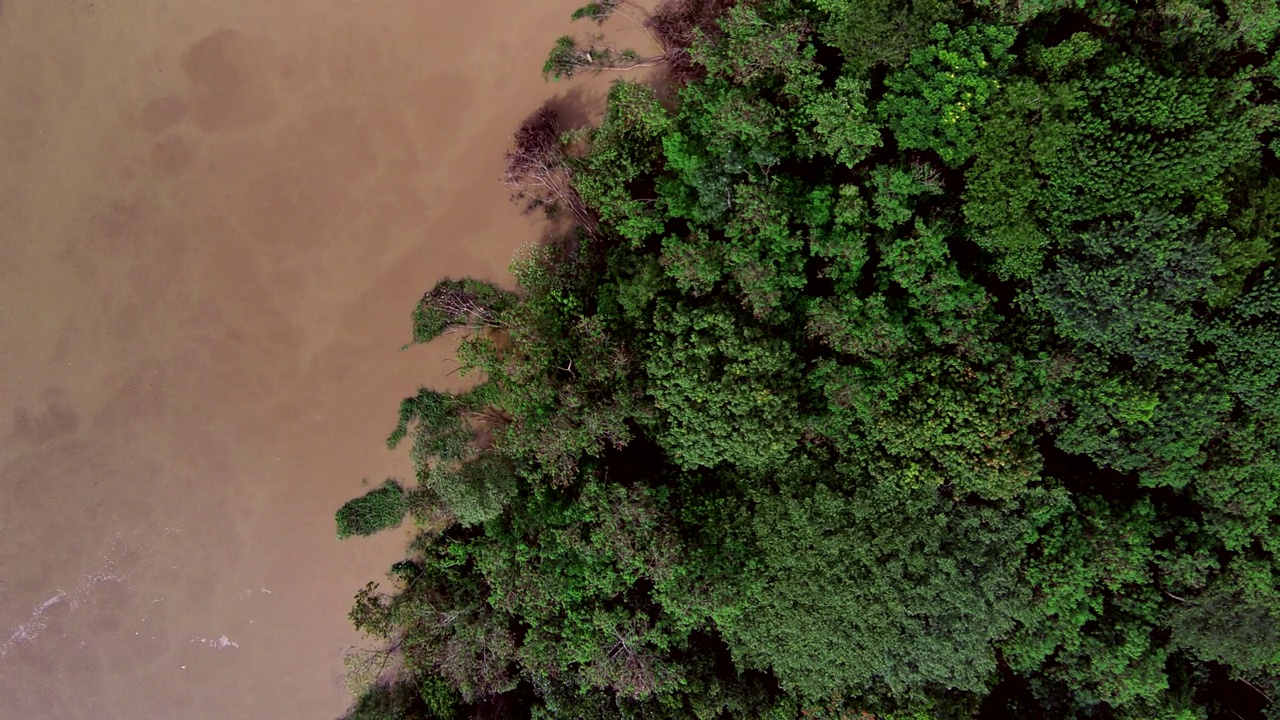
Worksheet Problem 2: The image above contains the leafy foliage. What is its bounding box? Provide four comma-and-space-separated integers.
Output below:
336, 480, 409, 539
643, 302, 802, 469
341, 680, 423, 720
719, 470, 1035, 700
340, 0, 1280, 717
1032, 213, 1219, 369
878, 23, 1017, 166
409, 278, 513, 345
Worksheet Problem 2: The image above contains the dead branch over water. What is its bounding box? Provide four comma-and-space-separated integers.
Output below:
503, 106, 597, 235
545, 0, 733, 81
511, 0, 736, 234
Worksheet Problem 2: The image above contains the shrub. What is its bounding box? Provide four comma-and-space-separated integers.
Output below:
336, 480, 409, 539
342, 679, 418, 720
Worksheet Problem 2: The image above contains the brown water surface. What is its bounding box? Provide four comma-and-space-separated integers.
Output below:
0, 1, 652, 717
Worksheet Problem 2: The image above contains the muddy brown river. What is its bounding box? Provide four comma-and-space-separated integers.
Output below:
0, 1, 646, 717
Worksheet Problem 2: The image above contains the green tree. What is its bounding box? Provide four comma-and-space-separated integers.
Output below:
643, 302, 802, 470
337, 480, 409, 539
878, 23, 1018, 166
1032, 213, 1219, 369
719, 468, 1036, 702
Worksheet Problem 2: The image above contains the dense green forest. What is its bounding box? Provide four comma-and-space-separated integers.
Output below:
338, 0, 1280, 717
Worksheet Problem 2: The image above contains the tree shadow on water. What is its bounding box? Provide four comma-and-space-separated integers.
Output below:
538, 85, 603, 132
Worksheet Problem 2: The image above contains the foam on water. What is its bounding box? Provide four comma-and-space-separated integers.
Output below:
190, 634, 240, 649
0, 533, 138, 661
0, 592, 67, 658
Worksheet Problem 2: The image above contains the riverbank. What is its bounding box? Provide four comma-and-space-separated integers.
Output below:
0, 1, 626, 717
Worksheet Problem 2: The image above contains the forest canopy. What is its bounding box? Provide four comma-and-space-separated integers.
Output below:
340, 0, 1280, 717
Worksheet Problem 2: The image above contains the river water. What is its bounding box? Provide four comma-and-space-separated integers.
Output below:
0, 1, 641, 717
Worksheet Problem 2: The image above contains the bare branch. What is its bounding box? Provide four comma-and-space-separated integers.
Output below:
504, 106, 599, 235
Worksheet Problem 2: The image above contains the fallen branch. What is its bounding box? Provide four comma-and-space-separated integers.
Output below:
543, 35, 666, 81
503, 106, 598, 234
